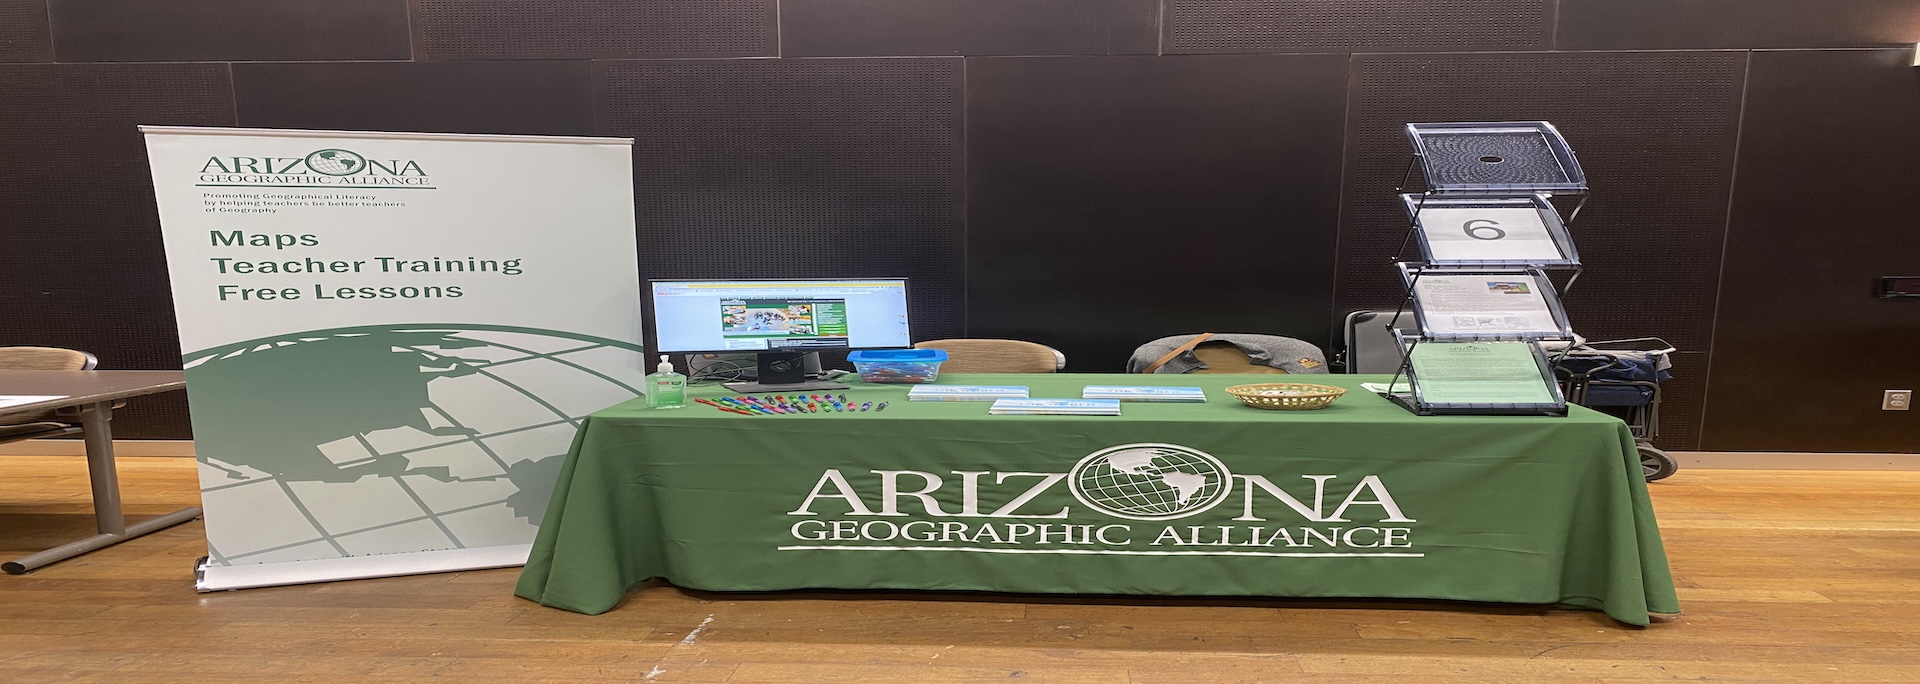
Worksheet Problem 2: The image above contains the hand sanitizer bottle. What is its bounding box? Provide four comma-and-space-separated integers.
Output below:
646, 354, 686, 409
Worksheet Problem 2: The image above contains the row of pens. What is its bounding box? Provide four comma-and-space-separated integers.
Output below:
693, 394, 891, 416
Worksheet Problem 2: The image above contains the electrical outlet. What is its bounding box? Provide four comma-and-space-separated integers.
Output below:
1886, 390, 1913, 411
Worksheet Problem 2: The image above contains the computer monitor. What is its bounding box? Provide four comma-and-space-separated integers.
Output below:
648, 278, 912, 392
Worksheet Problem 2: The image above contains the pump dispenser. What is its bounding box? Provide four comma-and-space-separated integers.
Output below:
645, 354, 687, 409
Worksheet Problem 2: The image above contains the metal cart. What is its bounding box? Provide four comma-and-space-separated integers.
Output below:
1550, 338, 1680, 481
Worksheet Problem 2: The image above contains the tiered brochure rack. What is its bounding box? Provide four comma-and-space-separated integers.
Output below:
1383, 122, 1587, 416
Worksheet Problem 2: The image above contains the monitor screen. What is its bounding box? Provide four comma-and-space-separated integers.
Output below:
649, 279, 911, 353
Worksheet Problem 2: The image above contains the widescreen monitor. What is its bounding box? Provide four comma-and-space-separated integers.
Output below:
648, 278, 911, 391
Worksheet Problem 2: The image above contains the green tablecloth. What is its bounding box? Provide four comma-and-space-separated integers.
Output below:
515, 374, 1678, 625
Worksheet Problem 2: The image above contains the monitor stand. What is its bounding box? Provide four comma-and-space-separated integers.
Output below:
724, 351, 848, 393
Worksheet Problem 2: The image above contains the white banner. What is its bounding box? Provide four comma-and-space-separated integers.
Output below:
142, 127, 645, 590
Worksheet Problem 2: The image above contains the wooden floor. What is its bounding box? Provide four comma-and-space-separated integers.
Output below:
3, 457, 1917, 683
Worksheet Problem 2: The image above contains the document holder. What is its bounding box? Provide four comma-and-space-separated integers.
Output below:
1404, 122, 1587, 195
1379, 120, 1588, 417
1383, 332, 1568, 417
1399, 193, 1580, 269
1397, 263, 1574, 342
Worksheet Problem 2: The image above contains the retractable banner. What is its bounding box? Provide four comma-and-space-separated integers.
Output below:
142, 127, 645, 590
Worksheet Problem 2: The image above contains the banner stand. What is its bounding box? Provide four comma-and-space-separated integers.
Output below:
195, 545, 530, 592
144, 127, 645, 589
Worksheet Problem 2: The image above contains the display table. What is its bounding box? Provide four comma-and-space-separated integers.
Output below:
2, 370, 200, 574
515, 374, 1677, 625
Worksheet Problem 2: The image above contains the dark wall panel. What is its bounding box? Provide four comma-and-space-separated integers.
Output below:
1560, 0, 1920, 50
0, 0, 51, 62
967, 54, 1348, 372
1702, 49, 1920, 452
419, 0, 775, 59
1340, 52, 1747, 449
599, 59, 965, 342
782, 0, 1158, 57
1168, 0, 1549, 53
0, 64, 235, 439
234, 61, 594, 136
49, 0, 410, 62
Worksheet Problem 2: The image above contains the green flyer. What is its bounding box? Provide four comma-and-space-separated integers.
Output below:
1409, 341, 1556, 405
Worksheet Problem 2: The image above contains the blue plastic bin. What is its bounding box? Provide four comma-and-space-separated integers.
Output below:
847, 349, 948, 384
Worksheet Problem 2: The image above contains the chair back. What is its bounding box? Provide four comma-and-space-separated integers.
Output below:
0, 347, 97, 371
1188, 344, 1292, 374
0, 347, 95, 439
1342, 311, 1413, 374
913, 339, 1061, 374
1127, 334, 1327, 374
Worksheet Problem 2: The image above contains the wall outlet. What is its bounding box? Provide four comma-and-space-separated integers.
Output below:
1886, 390, 1913, 411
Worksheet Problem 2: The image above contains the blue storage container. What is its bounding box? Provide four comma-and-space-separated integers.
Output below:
847, 349, 948, 384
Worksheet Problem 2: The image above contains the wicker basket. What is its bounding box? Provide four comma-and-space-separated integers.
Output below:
1225, 383, 1348, 410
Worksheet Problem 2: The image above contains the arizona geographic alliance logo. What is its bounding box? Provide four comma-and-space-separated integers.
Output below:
196, 148, 432, 188
1067, 443, 1232, 521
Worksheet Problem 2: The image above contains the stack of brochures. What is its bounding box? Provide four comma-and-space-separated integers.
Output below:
907, 385, 1030, 401
988, 399, 1122, 416
1081, 386, 1206, 403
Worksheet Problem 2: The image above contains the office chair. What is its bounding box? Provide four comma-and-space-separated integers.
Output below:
1342, 311, 1416, 374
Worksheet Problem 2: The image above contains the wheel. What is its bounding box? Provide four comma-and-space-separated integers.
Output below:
1639, 444, 1678, 481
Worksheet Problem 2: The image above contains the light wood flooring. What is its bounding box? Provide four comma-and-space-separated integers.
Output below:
3, 455, 1917, 683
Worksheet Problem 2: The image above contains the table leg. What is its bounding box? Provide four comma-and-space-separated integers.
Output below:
82, 401, 128, 535
3, 401, 204, 575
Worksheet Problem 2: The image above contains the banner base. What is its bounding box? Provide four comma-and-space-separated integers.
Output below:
195, 544, 531, 592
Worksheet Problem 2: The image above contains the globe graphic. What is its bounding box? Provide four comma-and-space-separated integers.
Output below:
1069, 445, 1231, 521
182, 324, 647, 567
305, 149, 365, 176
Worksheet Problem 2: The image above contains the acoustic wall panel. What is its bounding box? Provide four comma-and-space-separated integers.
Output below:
781, 0, 1159, 57
598, 59, 965, 343
1559, 0, 1920, 50
0, 0, 50, 62
0, 64, 235, 439
234, 61, 594, 137
419, 0, 775, 59
967, 55, 1348, 372
1340, 52, 1746, 448
1702, 49, 1920, 453
1168, 0, 1549, 53
49, 0, 410, 62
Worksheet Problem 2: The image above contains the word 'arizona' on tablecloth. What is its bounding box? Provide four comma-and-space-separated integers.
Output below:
784, 443, 1419, 557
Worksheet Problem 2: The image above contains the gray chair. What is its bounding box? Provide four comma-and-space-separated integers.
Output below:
0, 347, 99, 443
1342, 311, 1416, 374
1127, 334, 1329, 374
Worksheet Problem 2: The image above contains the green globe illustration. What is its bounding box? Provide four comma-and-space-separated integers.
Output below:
1069, 444, 1231, 521
305, 149, 366, 176
183, 324, 646, 567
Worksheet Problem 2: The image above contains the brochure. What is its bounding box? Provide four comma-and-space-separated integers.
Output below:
907, 385, 1030, 401
1360, 382, 1410, 395
1080, 386, 1206, 402
1412, 273, 1560, 337
988, 399, 1122, 416
1408, 342, 1556, 405
0, 395, 66, 411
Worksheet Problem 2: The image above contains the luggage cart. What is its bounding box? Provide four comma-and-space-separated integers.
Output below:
1549, 338, 1680, 481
